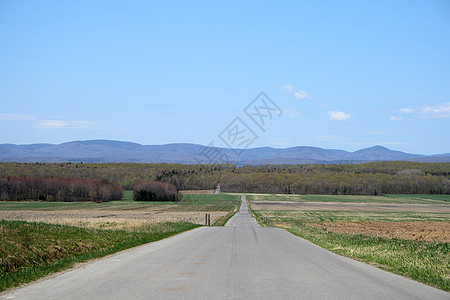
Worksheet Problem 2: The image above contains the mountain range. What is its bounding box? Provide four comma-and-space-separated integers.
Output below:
0, 140, 449, 165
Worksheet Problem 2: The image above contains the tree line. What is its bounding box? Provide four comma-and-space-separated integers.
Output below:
0, 177, 123, 202
0, 162, 225, 190
219, 172, 449, 195
0, 162, 448, 196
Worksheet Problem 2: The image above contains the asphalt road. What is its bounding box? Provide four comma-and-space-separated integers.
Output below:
2, 196, 448, 299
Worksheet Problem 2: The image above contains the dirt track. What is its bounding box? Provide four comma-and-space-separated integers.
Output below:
251, 201, 450, 213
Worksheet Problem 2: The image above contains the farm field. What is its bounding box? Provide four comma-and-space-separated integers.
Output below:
249, 194, 450, 291
247, 193, 450, 204
250, 201, 450, 213
0, 193, 241, 228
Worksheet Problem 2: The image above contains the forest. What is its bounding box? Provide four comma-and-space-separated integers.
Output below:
0, 161, 448, 200
0, 176, 123, 202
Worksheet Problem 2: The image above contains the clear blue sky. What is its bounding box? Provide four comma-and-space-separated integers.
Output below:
1, 0, 449, 155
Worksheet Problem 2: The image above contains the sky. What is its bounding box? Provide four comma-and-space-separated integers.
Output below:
0, 0, 449, 155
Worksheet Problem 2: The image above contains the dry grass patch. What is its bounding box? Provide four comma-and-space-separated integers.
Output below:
0, 210, 228, 229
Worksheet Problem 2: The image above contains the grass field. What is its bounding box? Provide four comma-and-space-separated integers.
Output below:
247, 193, 450, 204
250, 194, 450, 291
180, 193, 240, 212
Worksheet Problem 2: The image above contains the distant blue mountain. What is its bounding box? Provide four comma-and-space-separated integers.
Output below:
0, 140, 448, 164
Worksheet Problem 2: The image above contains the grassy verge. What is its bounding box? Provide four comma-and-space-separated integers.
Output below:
0, 220, 199, 292
251, 209, 449, 291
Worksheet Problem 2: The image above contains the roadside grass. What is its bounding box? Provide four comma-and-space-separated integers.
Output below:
0, 219, 199, 292
251, 209, 450, 291
246, 193, 450, 204
0, 192, 241, 212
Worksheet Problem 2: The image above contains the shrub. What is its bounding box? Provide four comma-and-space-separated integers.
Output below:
133, 181, 180, 202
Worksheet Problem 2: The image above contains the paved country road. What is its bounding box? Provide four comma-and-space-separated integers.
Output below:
1, 196, 448, 300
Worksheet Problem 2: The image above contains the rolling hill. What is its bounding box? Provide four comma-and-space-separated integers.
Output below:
0, 140, 448, 164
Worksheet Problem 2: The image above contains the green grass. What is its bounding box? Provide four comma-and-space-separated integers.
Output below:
246, 193, 450, 204
251, 208, 450, 291
0, 219, 199, 292
121, 190, 133, 201
0, 192, 241, 212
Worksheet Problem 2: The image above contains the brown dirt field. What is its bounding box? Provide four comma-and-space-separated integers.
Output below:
0, 210, 227, 230
306, 221, 450, 243
251, 201, 450, 213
